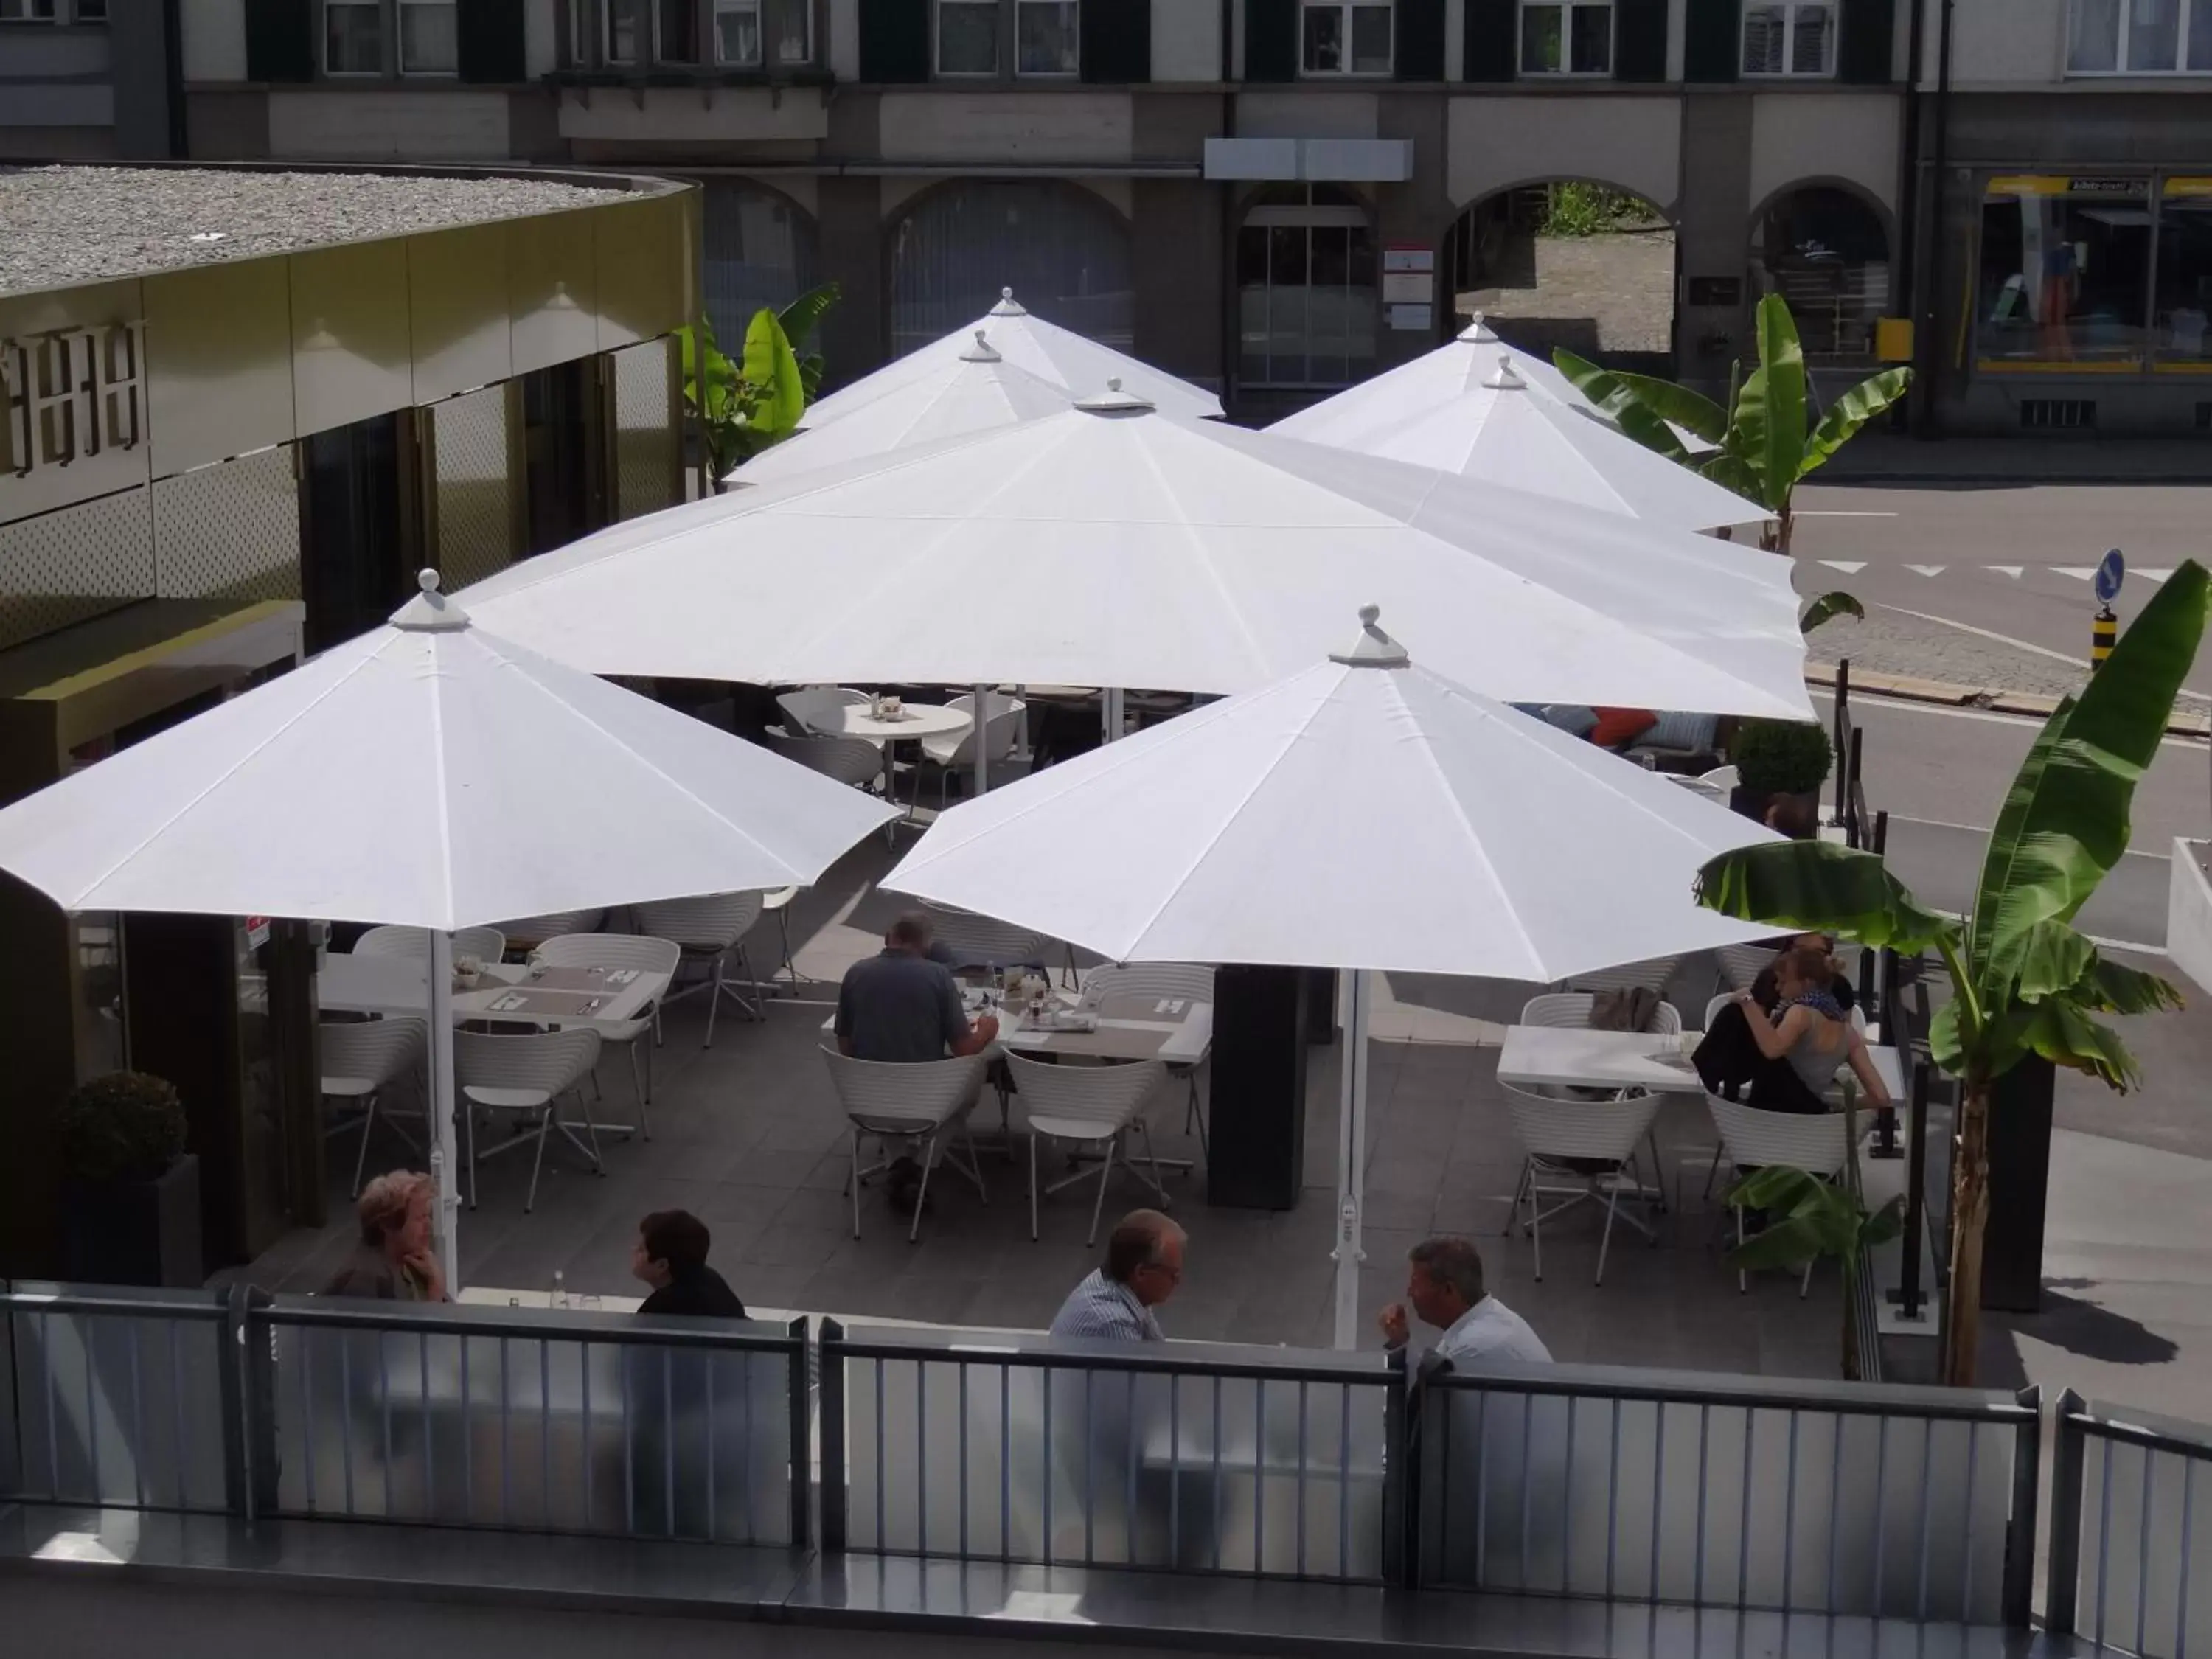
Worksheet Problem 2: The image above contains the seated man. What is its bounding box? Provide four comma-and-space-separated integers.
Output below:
1377, 1236, 1550, 1365
835, 911, 999, 1063
632, 1209, 747, 1318
1050, 1209, 1186, 1342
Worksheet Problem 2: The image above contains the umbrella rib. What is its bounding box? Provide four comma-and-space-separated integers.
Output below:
1401, 686, 1547, 981
1153, 426, 1270, 683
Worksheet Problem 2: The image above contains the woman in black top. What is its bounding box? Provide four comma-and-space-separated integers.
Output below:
631, 1208, 748, 1318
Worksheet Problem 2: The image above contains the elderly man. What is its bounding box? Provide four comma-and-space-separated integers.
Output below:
320, 1169, 448, 1301
1377, 1236, 1549, 1364
1050, 1209, 1186, 1341
835, 911, 999, 1063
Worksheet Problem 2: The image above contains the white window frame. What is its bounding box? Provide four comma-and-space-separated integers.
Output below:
605, 0, 645, 64
713, 0, 762, 65
1300, 0, 1394, 77
1517, 0, 1614, 76
1739, 1, 1835, 78
2067, 0, 2212, 74
936, 0, 1001, 76
323, 0, 388, 76
0, 1, 105, 22
397, 0, 458, 76
1015, 0, 1079, 77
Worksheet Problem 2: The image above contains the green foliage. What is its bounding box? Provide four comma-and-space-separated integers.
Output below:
1799, 591, 1865, 634
1539, 182, 1652, 238
61, 1071, 187, 1185
1731, 717, 1832, 796
676, 281, 842, 485
1727, 1169, 1904, 1273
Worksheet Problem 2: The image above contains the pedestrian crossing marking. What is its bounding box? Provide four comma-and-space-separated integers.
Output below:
1988, 566, 2024, 578
1817, 560, 1866, 574
2052, 567, 2098, 581
1905, 565, 1947, 577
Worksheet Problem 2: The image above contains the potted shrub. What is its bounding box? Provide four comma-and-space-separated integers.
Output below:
1730, 718, 1832, 833
58, 1071, 203, 1288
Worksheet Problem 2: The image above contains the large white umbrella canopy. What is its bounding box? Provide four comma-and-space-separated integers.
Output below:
732, 330, 1073, 489
801, 287, 1224, 426
1268, 316, 1767, 533
0, 571, 897, 1282
459, 392, 1813, 720
883, 606, 1781, 1345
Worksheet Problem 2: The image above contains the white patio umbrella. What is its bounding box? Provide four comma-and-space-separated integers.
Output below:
1269, 316, 1767, 533
0, 571, 897, 1287
883, 607, 1781, 1346
802, 286, 1224, 426
458, 389, 1813, 720
732, 330, 1072, 488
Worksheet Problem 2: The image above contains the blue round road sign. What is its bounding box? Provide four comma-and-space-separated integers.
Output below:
2096, 548, 2125, 605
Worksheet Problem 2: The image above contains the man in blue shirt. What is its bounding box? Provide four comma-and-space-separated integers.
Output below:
835, 911, 999, 1063
1050, 1209, 1186, 1342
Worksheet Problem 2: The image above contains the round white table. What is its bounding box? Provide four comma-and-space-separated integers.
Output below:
819, 702, 973, 804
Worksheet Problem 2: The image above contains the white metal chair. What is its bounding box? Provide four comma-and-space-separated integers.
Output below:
819, 1046, 989, 1242
1500, 1079, 1665, 1284
529, 933, 680, 1135
632, 892, 766, 1046
454, 1026, 605, 1213
766, 725, 900, 842
914, 691, 1026, 808
1081, 963, 1214, 1152
1520, 992, 1682, 1035
776, 685, 869, 736
319, 1016, 428, 1198
494, 908, 606, 953
1561, 956, 1682, 998
353, 924, 507, 966
1006, 1052, 1169, 1244
1698, 764, 1742, 792
920, 901, 1051, 974
1705, 1093, 1854, 1295
760, 885, 804, 995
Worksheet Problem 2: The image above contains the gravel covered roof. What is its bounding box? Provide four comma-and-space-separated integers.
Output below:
0, 166, 630, 297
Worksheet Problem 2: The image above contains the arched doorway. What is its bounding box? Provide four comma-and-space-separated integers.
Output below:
1234, 184, 1380, 400
1751, 184, 1892, 366
700, 181, 821, 350
887, 182, 1134, 358
1441, 181, 1676, 377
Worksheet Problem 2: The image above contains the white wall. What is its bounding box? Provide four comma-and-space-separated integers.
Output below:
2168, 839, 2212, 998
1446, 95, 1681, 211
1237, 91, 1377, 137
268, 91, 512, 159
558, 87, 830, 141
1930, 0, 2069, 87
1749, 91, 1901, 217
877, 91, 1133, 164
525, 0, 558, 77
179, 0, 246, 82
1152, 0, 1222, 80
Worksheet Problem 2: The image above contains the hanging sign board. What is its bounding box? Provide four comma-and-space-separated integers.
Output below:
1388, 304, 1434, 332
1382, 271, 1431, 305
1382, 245, 1434, 274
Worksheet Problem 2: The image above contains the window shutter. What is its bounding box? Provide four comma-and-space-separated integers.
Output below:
1081, 0, 1152, 82
459, 0, 529, 83
1395, 0, 1445, 79
243, 0, 314, 82
1245, 0, 1299, 80
858, 0, 931, 80
1683, 0, 1740, 80
1838, 0, 1896, 82
1462, 0, 1515, 81
1613, 0, 1669, 80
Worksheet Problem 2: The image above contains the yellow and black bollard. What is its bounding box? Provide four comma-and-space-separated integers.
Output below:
2092, 605, 2118, 671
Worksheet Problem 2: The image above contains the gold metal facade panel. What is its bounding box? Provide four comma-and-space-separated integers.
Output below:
409, 223, 515, 405
0, 488, 156, 653
595, 191, 696, 351
611, 337, 681, 522
152, 446, 302, 606
145, 259, 299, 480
508, 206, 601, 376
288, 238, 414, 438
430, 386, 518, 591
0, 279, 153, 526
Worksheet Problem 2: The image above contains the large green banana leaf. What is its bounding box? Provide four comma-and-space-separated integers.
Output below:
1800, 591, 1865, 634
1548, 349, 1695, 462
1968, 561, 2211, 991
776, 281, 841, 349
741, 307, 807, 444
1802, 366, 1911, 478
1695, 840, 1957, 955
1731, 296, 1807, 512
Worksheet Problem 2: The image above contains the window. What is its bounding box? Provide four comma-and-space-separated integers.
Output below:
1741, 2, 1834, 75
937, 0, 998, 73
714, 0, 761, 62
2154, 180, 2212, 366
2067, 0, 2212, 72
1519, 0, 1612, 74
399, 0, 456, 73
325, 0, 385, 73
888, 182, 1133, 358
1302, 1, 1391, 74
1017, 0, 1078, 74
1237, 185, 1379, 389
606, 0, 644, 62
703, 182, 822, 355
1754, 186, 1891, 365
1976, 176, 2152, 371
0, 0, 58, 17
76, 0, 103, 15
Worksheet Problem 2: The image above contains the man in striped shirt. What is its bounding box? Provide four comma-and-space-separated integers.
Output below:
1048, 1209, 1186, 1342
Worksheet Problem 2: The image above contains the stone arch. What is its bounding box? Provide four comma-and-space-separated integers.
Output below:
1748, 178, 1897, 366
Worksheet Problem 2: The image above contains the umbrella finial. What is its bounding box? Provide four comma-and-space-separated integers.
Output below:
1332, 605, 1410, 669
1458, 311, 1499, 344
960, 330, 1002, 363
389, 567, 470, 632
1484, 355, 1526, 391
990, 286, 1027, 316
1074, 378, 1155, 417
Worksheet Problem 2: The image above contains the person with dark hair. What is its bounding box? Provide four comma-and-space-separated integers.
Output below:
631, 1209, 747, 1318
1722, 946, 1891, 1116
321, 1170, 448, 1301
1696, 931, 1857, 1104
835, 911, 999, 1064
1049, 1208, 1186, 1341
1377, 1237, 1548, 1363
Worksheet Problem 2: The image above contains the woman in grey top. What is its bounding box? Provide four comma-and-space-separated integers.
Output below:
1730, 946, 1892, 1115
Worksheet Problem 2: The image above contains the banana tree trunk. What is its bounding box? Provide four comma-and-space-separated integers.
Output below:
1943, 1074, 1993, 1385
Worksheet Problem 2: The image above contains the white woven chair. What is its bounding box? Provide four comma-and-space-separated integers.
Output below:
776, 685, 870, 736
319, 1016, 428, 1198
1006, 1053, 1169, 1244
494, 909, 606, 953
1561, 956, 1681, 998
1691, 993, 1865, 1198
1501, 1080, 1665, 1284
353, 924, 507, 967
1717, 941, 1777, 995
1667, 774, 1729, 805
919, 901, 1051, 973
1080, 963, 1214, 1152
760, 885, 803, 995
1705, 1093, 1854, 1295
454, 1026, 605, 1213
914, 691, 1025, 809
820, 1046, 989, 1242
1698, 764, 1742, 791
632, 892, 766, 1046
1520, 992, 1681, 1035
765, 726, 885, 787
529, 933, 681, 1135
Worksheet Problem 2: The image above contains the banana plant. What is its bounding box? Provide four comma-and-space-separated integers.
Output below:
1801, 591, 1865, 635
1695, 560, 2208, 1385
677, 282, 842, 490
1555, 294, 1911, 554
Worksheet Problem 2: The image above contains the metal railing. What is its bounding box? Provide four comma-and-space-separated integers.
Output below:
2048, 1391, 2212, 1658
1413, 1361, 2041, 1624
820, 1319, 1406, 1582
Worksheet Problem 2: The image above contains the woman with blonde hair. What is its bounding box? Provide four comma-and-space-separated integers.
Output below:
1728, 946, 1891, 1115
320, 1169, 448, 1301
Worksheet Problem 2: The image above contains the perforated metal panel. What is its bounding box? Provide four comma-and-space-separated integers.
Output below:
431, 385, 518, 592
611, 337, 681, 522
151, 447, 303, 605
0, 487, 156, 653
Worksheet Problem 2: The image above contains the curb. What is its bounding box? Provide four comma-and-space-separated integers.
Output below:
1804, 661, 2212, 739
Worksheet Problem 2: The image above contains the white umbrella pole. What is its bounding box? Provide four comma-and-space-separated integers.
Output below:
1331, 967, 1373, 1349
972, 682, 990, 794
428, 929, 462, 1291
1102, 687, 1125, 745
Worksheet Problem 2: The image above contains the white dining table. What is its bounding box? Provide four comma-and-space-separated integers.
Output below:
815, 992, 1214, 1066
1495, 1025, 1906, 1101
818, 701, 973, 801
319, 950, 671, 1034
